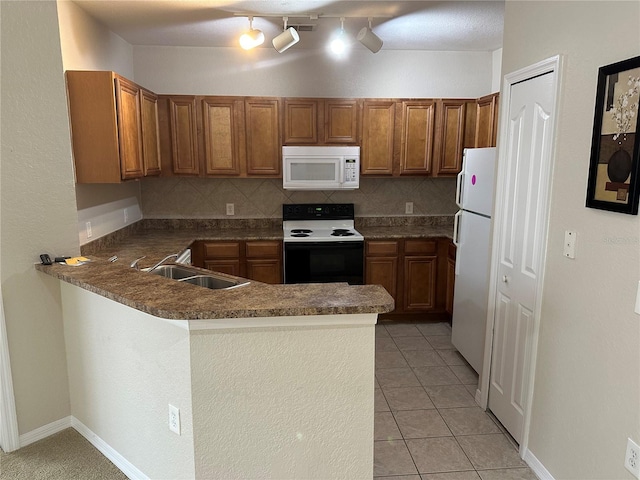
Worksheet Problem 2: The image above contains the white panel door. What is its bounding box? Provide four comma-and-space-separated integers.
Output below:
488, 71, 555, 444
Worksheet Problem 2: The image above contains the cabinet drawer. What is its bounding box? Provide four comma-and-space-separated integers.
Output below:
404, 239, 437, 255
203, 242, 240, 258
366, 240, 399, 256
246, 241, 281, 258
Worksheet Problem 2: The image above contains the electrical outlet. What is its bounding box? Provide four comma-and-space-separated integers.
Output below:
85, 221, 92, 239
226, 203, 235, 216
169, 404, 181, 435
625, 438, 640, 478
405, 202, 414, 215
124, 208, 129, 224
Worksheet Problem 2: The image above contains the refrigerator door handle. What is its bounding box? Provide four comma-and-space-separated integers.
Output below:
453, 211, 462, 276
456, 171, 464, 208
453, 210, 462, 247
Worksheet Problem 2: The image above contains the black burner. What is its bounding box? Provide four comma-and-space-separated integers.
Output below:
291, 233, 310, 237
332, 229, 354, 237
291, 229, 312, 234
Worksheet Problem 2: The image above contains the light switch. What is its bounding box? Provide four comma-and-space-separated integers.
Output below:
563, 230, 576, 259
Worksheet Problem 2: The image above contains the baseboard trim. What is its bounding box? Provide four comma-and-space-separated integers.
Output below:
524, 448, 555, 480
71, 417, 149, 480
19, 416, 71, 448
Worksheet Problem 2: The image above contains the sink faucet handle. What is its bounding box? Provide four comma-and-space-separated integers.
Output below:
130, 256, 146, 270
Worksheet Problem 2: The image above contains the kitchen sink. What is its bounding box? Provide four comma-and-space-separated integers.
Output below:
148, 264, 249, 290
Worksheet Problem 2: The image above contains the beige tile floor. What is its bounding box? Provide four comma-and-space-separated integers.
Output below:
374, 322, 538, 480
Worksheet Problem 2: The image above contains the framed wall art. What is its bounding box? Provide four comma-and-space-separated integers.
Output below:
586, 55, 640, 215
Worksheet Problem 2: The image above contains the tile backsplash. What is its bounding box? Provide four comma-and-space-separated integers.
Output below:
141, 177, 457, 218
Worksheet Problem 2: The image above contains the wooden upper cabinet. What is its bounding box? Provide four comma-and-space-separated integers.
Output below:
66, 71, 159, 183
399, 100, 436, 175
169, 96, 199, 175
324, 99, 359, 144
244, 98, 281, 176
361, 100, 396, 175
433, 99, 467, 176
284, 98, 317, 144
202, 97, 244, 175
475, 93, 499, 148
114, 77, 144, 180
140, 89, 161, 176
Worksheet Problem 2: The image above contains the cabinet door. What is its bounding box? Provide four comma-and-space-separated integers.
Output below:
284, 99, 317, 144
400, 100, 435, 175
169, 97, 199, 175
115, 77, 144, 180
202, 97, 243, 175
140, 89, 161, 176
246, 259, 282, 284
365, 257, 398, 302
404, 255, 437, 311
204, 260, 241, 276
325, 99, 359, 144
361, 100, 396, 175
434, 99, 466, 176
445, 257, 455, 315
475, 93, 498, 148
245, 98, 281, 176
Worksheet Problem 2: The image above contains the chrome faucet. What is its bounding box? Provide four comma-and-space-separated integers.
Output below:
130, 256, 146, 270
145, 253, 179, 272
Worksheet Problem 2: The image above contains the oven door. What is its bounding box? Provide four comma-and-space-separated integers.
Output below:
284, 241, 364, 285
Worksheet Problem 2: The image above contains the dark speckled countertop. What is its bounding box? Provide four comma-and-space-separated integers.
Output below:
37, 217, 452, 320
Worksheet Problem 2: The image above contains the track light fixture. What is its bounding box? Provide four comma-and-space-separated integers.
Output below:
357, 18, 383, 53
272, 16, 299, 53
329, 17, 347, 55
239, 16, 264, 50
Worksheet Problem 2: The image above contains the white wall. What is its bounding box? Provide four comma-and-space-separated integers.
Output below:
501, 2, 640, 479
491, 48, 503, 93
0, 1, 79, 434
134, 45, 494, 98
57, 0, 142, 245
190, 324, 375, 479
61, 283, 195, 479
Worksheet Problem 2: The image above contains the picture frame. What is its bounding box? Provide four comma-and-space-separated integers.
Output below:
586, 55, 640, 215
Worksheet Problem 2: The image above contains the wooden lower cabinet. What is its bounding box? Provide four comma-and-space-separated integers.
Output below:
365, 240, 399, 302
192, 240, 282, 284
365, 237, 456, 315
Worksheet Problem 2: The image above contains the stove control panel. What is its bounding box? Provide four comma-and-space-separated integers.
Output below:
283, 203, 355, 220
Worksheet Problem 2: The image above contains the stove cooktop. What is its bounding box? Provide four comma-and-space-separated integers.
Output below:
283, 203, 363, 243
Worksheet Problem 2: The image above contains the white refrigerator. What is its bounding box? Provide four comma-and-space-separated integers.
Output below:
451, 147, 497, 374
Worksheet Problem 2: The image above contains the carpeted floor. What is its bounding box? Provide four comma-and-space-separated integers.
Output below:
0, 428, 127, 480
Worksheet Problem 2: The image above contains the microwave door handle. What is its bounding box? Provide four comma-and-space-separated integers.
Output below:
338, 159, 345, 185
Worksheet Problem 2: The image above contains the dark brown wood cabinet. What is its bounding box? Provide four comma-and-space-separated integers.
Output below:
140, 89, 162, 177
193, 240, 282, 284
361, 100, 397, 175
475, 93, 500, 148
283, 98, 360, 145
365, 241, 400, 303
445, 241, 456, 316
202, 97, 244, 175
403, 240, 438, 311
66, 70, 161, 183
168, 96, 199, 175
399, 100, 436, 175
244, 98, 281, 176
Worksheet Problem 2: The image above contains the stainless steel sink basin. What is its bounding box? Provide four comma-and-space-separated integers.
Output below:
148, 265, 249, 290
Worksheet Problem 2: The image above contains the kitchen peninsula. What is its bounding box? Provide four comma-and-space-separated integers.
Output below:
36, 220, 395, 480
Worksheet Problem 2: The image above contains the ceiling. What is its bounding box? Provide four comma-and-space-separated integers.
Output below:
72, 0, 505, 52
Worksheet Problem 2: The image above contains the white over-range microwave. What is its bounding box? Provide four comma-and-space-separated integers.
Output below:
282, 146, 360, 190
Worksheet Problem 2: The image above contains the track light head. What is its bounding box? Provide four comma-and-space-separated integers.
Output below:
272, 17, 299, 53
357, 18, 383, 53
239, 16, 264, 50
